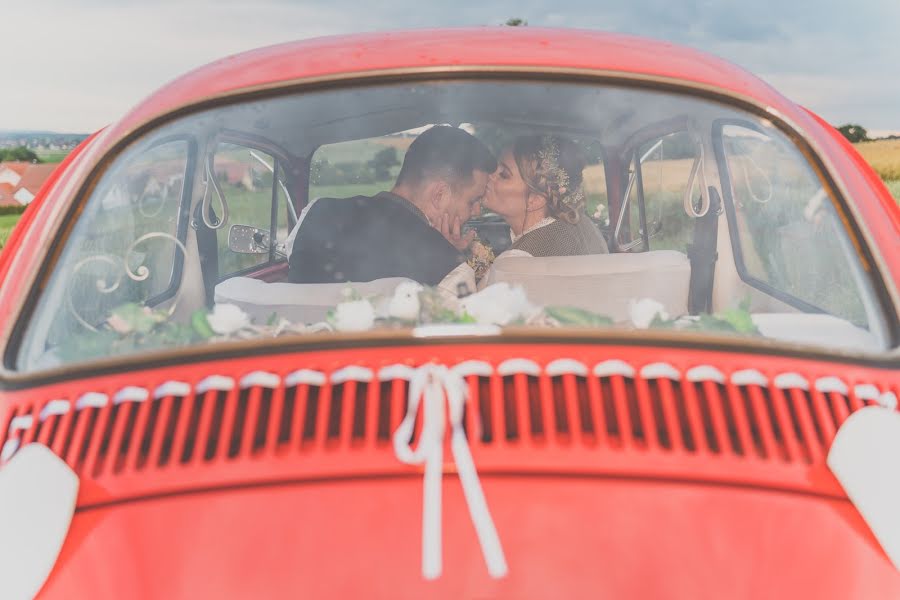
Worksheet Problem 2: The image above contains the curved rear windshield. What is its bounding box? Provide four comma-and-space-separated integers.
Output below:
17, 80, 889, 371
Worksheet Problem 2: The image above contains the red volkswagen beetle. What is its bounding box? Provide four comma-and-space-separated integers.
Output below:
0, 28, 898, 598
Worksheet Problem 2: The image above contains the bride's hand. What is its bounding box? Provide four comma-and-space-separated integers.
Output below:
440, 213, 476, 251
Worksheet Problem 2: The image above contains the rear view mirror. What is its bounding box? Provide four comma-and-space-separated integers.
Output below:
228, 224, 270, 254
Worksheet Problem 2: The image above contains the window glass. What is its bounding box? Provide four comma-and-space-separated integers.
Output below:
720, 124, 870, 326
17, 81, 888, 372
24, 139, 188, 364
638, 132, 699, 252
214, 143, 281, 277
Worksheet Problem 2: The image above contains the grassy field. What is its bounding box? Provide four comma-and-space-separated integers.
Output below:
854, 139, 900, 181
1, 142, 899, 255
0, 214, 20, 250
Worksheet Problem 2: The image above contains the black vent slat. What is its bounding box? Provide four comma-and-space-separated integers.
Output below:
598, 377, 621, 441
646, 381, 672, 449
10, 365, 883, 479
204, 392, 229, 460
671, 383, 696, 452
180, 393, 208, 463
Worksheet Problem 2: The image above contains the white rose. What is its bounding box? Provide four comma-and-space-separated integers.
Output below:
461, 282, 535, 326
388, 281, 424, 321
333, 299, 376, 332
629, 298, 669, 329
207, 303, 251, 335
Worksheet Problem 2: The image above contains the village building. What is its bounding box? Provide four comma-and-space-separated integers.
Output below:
0, 162, 56, 207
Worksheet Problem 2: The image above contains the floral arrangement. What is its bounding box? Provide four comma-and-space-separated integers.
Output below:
465, 236, 496, 281
59, 282, 758, 362
536, 135, 586, 211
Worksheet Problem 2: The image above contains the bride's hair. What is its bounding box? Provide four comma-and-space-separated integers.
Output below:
512, 135, 588, 224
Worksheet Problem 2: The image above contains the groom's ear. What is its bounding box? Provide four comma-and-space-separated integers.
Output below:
429, 180, 450, 210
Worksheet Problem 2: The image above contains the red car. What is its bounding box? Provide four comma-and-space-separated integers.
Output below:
0, 28, 898, 598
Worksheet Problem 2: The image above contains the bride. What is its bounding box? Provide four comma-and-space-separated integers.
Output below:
481, 135, 608, 257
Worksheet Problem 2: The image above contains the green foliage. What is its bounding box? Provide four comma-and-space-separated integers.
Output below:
0, 146, 40, 162
0, 205, 27, 216
545, 306, 614, 327
837, 124, 869, 144
58, 303, 214, 362
650, 300, 760, 335
505, 17, 528, 26
368, 147, 400, 181
0, 213, 20, 251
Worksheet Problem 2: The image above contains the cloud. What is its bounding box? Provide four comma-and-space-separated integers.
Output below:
1, 0, 897, 131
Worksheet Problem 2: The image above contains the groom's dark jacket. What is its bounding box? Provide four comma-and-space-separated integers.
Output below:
287, 191, 465, 285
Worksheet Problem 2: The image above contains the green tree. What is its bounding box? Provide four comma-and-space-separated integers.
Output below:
368, 147, 400, 181
837, 124, 869, 143
505, 18, 528, 26
0, 146, 40, 162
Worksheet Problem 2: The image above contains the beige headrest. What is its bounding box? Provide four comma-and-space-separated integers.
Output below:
214, 276, 414, 323
484, 250, 691, 323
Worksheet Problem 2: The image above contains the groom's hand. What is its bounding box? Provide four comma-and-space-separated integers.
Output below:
440, 213, 476, 251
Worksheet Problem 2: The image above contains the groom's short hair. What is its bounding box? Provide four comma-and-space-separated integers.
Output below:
395, 126, 496, 190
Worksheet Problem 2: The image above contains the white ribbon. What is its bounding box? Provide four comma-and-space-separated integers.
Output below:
393, 364, 508, 580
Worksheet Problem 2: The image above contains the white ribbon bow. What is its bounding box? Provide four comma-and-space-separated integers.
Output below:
393, 364, 508, 580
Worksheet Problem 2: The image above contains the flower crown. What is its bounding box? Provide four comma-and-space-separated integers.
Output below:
535, 135, 586, 209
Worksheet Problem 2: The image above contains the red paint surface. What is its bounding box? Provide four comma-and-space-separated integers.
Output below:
0, 28, 897, 598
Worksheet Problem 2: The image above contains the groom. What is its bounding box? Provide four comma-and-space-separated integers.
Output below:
287, 126, 496, 286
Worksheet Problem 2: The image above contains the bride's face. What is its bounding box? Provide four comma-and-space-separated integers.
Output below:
482, 148, 530, 221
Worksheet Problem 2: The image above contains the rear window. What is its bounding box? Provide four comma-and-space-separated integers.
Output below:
16, 80, 890, 371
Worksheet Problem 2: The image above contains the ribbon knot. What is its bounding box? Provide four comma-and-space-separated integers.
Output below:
393, 364, 508, 580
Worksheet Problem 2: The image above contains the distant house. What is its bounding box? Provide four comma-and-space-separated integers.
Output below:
0, 161, 56, 206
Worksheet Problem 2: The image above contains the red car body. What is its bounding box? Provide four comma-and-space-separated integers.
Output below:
0, 28, 898, 598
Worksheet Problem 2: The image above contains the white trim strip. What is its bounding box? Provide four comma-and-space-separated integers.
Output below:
196, 375, 236, 394
0, 439, 19, 462
593, 360, 635, 378
8, 415, 33, 432
814, 377, 849, 395
412, 324, 501, 338
285, 369, 327, 387
854, 384, 882, 402
640, 362, 681, 381
451, 360, 494, 378
773, 373, 810, 390
239, 371, 281, 389
731, 369, 768, 387
75, 392, 109, 410
40, 400, 71, 421
331, 365, 374, 384
879, 392, 898, 410
378, 364, 417, 382
545, 359, 588, 377
497, 358, 541, 377
154, 381, 191, 399
114, 386, 150, 404
686, 365, 726, 384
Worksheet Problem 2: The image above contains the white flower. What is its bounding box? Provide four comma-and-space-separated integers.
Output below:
333, 299, 376, 332
207, 303, 251, 335
388, 281, 424, 321
461, 282, 536, 326
629, 298, 668, 329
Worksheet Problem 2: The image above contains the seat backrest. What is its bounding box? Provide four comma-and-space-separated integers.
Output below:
214, 276, 413, 324
483, 250, 691, 322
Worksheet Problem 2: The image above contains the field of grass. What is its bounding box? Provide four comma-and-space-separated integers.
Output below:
34, 150, 69, 164
886, 179, 900, 204
854, 139, 900, 181
0, 214, 21, 251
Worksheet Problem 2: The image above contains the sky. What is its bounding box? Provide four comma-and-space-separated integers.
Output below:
4, 0, 899, 134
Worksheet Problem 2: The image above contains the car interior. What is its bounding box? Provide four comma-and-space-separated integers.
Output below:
16, 78, 890, 370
